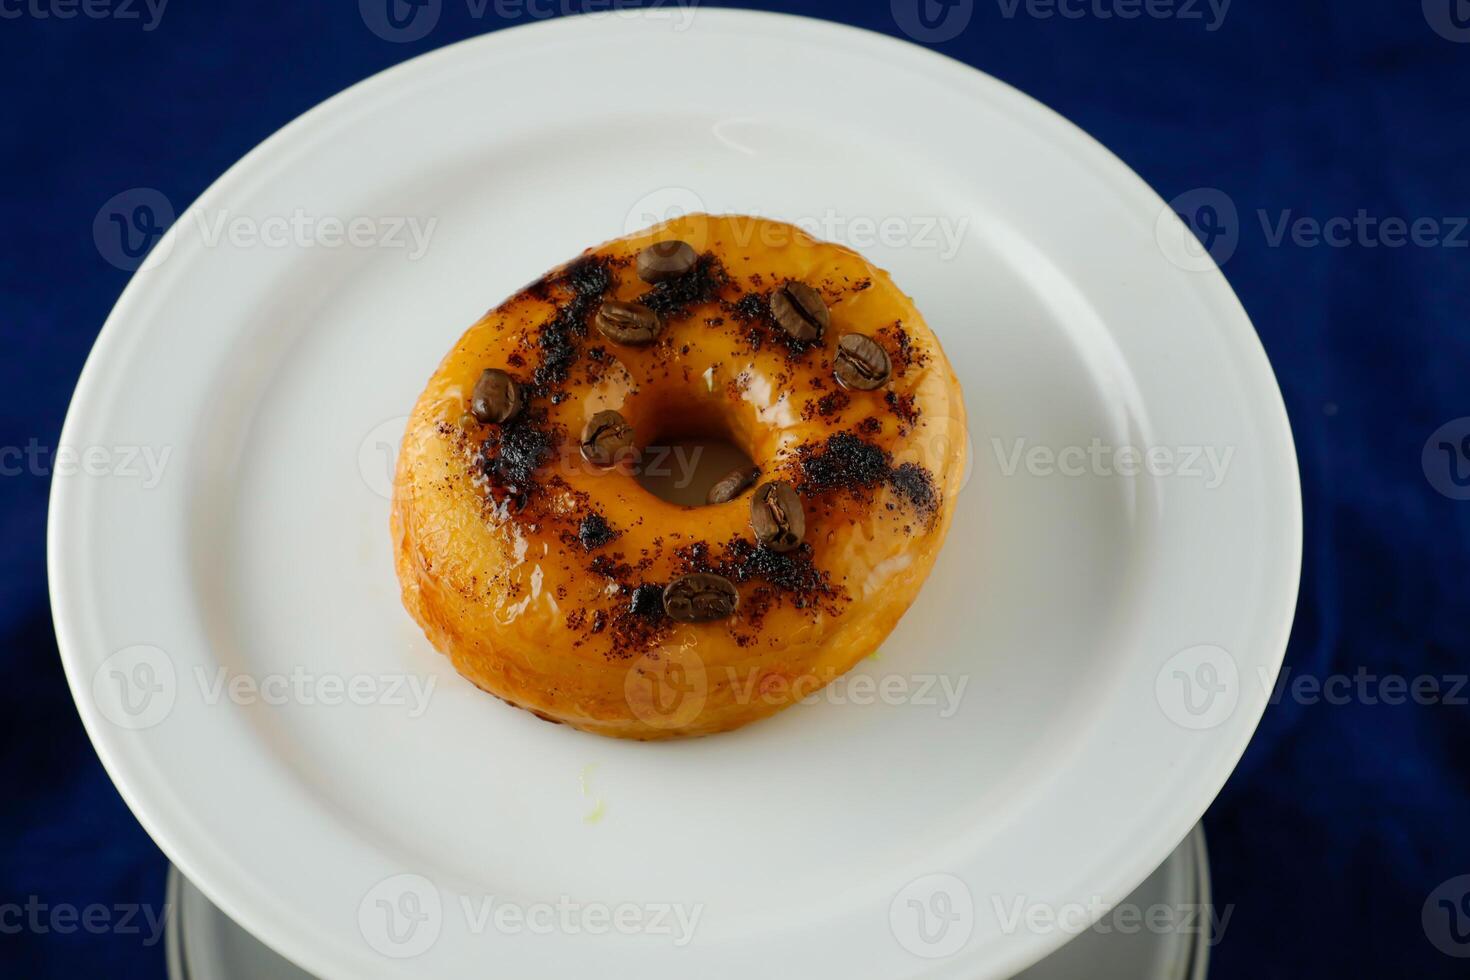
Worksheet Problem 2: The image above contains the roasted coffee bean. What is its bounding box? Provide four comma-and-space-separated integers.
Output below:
471, 368, 522, 424
595, 300, 661, 346
636, 240, 698, 283
770, 281, 829, 342
750, 480, 805, 552
580, 410, 636, 467
833, 333, 892, 390
706, 465, 761, 505
663, 573, 739, 622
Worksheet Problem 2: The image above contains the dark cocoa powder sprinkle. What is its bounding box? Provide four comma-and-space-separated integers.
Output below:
797, 430, 940, 524
588, 554, 634, 584
730, 292, 768, 322
799, 433, 891, 493
878, 321, 926, 376
566, 256, 614, 300
888, 462, 938, 516
598, 583, 672, 658
671, 536, 842, 622
721, 538, 831, 598
529, 256, 613, 396
628, 583, 664, 619
481, 414, 557, 503
885, 389, 921, 427
813, 389, 851, 420
857, 416, 883, 436
637, 253, 726, 320
577, 512, 618, 551
726, 289, 819, 357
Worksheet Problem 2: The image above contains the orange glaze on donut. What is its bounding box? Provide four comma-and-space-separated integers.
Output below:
392, 214, 967, 739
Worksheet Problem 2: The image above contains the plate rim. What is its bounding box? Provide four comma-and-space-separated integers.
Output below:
50, 9, 1301, 980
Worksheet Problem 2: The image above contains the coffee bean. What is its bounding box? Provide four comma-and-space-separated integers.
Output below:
471, 368, 522, 424
770, 281, 829, 342
580, 410, 636, 467
663, 573, 739, 622
636, 240, 697, 283
596, 300, 661, 346
833, 333, 892, 390
706, 465, 761, 505
750, 480, 805, 552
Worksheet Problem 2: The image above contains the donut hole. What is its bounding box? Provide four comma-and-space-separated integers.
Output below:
634, 416, 757, 508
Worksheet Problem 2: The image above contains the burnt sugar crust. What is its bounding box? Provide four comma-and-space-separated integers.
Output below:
391, 214, 967, 739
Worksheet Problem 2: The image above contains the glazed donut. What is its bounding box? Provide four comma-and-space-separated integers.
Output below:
391, 214, 966, 739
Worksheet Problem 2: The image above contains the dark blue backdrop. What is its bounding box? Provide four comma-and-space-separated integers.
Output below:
3, 1, 1468, 977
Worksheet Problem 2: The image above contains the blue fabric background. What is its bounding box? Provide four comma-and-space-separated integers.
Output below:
3, 1, 1467, 976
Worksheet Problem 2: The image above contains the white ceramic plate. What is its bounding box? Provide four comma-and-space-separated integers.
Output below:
51, 11, 1299, 980
165, 827, 1211, 980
